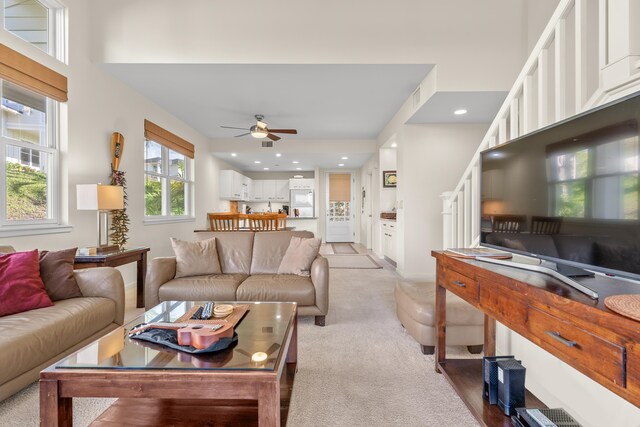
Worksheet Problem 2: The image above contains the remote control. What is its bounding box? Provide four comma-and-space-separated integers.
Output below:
201, 302, 213, 320
191, 307, 204, 320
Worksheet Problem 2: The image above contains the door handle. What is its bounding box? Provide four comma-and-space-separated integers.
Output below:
545, 331, 577, 347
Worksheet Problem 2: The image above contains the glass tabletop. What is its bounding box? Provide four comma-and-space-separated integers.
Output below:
56, 301, 296, 371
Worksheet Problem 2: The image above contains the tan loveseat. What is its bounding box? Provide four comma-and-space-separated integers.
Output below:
0, 246, 125, 401
146, 231, 329, 326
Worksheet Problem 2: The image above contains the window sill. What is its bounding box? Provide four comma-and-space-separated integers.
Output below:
0, 223, 73, 238
143, 217, 196, 226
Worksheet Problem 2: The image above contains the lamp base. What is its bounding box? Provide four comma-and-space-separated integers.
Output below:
77, 245, 120, 256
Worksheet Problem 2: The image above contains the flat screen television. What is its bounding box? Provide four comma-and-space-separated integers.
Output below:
480, 90, 640, 282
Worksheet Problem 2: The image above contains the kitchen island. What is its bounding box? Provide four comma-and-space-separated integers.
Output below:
286, 217, 318, 236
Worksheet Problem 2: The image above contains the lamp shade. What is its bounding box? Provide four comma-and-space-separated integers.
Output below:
76, 184, 124, 211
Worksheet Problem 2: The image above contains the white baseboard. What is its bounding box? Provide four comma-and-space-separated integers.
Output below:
395, 270, 435, 282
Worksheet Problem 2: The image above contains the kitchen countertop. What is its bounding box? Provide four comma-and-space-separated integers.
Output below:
287, 217, 318, 220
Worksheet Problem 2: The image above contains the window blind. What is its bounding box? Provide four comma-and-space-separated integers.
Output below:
329, 173, 351, 201
0, 43, 67, 102
144, 119, 195, 159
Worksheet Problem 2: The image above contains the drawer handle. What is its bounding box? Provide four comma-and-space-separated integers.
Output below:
545, 331, 577, 347
452, 280, 466, 288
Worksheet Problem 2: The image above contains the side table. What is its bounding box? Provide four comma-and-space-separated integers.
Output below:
74, 247, 150, 308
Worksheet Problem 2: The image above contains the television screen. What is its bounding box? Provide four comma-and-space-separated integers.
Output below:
480, 91, 640, 280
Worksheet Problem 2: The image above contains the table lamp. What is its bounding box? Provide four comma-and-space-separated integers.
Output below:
76, 184, 124, 250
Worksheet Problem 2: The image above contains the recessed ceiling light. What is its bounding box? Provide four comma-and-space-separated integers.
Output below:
292, 161, 299, 164
276, 153, 282, 157
296, 167, 302, 170
254, 160, 261, 164
338, 163, 344, 167
391, 142, 397, 148
231, 153, 237, 157
341, 156, 348, 160
454, 109, 468, 115
263, 167, 269, 170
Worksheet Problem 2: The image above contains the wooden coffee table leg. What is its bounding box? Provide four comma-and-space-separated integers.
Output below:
40, 379, 72, 427
258, 381, 280, 427
287, 314, 298, 364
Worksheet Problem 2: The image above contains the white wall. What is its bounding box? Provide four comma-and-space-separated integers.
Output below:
0, 0, 231, 284
359, 154, 379, 250
379, 148, 397, 212
396, 124, 487, 280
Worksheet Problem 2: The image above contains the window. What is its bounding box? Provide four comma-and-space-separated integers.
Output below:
143, 120, 194, 221
1, 79, 56, 222
3, 0, 65, 60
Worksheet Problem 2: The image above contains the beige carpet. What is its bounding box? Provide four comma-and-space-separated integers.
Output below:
325, 254, 383, 269
331, 243, 359, 254
0, 253, 479, 427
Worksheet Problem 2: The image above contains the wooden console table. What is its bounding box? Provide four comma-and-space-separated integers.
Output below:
74, 247, 150, 308
432, 251, 640, 426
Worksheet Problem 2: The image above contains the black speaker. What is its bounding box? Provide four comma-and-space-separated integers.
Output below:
483, 355, 515, 404
497, 358, 526, 416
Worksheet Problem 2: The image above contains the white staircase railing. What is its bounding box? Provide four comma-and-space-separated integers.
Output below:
442, 0, 640, 249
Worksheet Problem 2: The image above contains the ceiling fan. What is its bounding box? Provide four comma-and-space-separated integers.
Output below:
221, 115, 297, 141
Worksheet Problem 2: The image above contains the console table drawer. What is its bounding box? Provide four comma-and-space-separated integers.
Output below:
442, 269, 479, 302
527, 306, 626, 387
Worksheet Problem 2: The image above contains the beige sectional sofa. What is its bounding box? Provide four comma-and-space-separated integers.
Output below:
0, 259, 125, 401
146, 230, 329, 325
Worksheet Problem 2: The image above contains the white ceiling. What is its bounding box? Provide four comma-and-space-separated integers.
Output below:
101, 64, 434, 140
212, 151, 375, 173
407, 91, 508, 124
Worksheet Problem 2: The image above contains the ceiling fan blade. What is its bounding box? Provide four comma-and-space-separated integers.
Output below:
221, 126, 250, 130
267, 133, 281, 141
268, 129, 297, 134
235, 132, 251, 137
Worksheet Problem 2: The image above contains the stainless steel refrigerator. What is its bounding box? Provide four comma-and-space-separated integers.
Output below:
290, 189, 314, 217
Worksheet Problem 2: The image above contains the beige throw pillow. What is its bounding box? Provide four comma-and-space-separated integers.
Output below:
277, 236, 322, 277
171, 237, 222, 278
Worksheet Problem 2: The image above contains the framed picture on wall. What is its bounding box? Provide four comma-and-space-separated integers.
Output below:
383, 170, 397, 188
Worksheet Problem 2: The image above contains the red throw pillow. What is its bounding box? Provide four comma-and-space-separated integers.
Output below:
0, 250, 53, 317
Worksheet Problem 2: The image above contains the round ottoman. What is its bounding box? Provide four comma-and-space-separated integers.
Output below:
395, 281, 484, 354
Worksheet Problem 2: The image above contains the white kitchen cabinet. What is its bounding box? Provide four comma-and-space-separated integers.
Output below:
382, 220, 396, 262
263, 180, 277, 200
276, 179, 289, 201
252, 180, 264, 200
219, 170, 249, 201
289, 178, 314, 190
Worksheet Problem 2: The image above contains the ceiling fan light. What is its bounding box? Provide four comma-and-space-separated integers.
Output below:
250, 125, 268, 139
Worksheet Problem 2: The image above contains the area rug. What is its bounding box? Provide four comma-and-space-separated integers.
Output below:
325, 254, 383, 269
330, 242, 358, 254
0, 269, 479, 427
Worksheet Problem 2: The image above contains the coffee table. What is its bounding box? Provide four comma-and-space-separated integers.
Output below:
40, 301, 298, 426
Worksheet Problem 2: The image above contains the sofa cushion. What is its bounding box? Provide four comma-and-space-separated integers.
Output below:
159, 274, 248, 302
236, 274, 315, 305
39, 247, 83, 301
0, 297, 115, 385
171, 237, 222, 278
195, 232, 255, 274
0, 250, 53, 317
250, 231, 314, 274
278, 236, 322, 276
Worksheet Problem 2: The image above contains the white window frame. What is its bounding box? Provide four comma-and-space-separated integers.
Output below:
1, 0, 66, 62
0, 84, 62, 231
143, 139, 195, 224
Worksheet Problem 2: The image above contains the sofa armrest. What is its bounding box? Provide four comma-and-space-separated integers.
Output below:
74, 267, 125, 325
145, 257, 177, 310
310, 255, 329, 315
